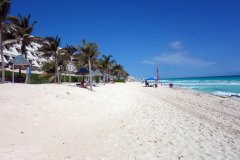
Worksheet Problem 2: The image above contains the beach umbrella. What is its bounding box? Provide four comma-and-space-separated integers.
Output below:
75, 67, 89, 82
145, 78, 156, 81
7, 55, 31, 83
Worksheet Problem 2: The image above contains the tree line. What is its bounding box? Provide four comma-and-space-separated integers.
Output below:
0, 0, 129, 89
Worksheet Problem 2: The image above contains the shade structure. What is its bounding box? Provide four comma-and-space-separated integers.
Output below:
7, 55, 31, 67
145, 78, 156, 80
75, 67, 89, 75
120, 77, 125, 79
75, 67, 90, 83
104, 73, 110, 77
85, 70, 97, 76
94, 70, 103, 76
7, 55, 32, 83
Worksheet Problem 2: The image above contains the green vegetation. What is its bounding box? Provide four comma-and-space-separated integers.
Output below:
113, 79, 125, 83
0, 70, 92, 84
0, 0, 130, 85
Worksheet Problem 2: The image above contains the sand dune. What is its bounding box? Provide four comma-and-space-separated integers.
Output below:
0, 82, 240, 159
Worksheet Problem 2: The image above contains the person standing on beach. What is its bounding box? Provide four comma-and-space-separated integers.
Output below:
155, 81, 158, 88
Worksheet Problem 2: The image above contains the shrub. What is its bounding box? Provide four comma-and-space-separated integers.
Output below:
113, 79, 125, 83
30, 79, 51, 84
0, 70, 100, 84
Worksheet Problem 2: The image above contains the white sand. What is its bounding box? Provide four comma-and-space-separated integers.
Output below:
0, 82, 240, 159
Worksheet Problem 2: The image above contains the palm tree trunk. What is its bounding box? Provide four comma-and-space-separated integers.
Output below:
64, 72, 66, 82
25, 67, 29, 84
0, 26, 5, 84
57, 65, 59, 84
54, 58, 57, 84
12, 64, 14, 83
24, 49, 29, 84
69, 70, 71, 84
103, 71, 105, 85
60, 71, 62, 83
88, 58, 93, 91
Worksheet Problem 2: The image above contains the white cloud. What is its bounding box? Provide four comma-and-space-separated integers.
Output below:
168, 41, 182, 49
141, 60, 156, 65
142, 51, 216, 67
141, 41, 216, 67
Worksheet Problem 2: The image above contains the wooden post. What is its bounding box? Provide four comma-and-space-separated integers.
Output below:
69, 70, 71, 84
12, 64, 14, 83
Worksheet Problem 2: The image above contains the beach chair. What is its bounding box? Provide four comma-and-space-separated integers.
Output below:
76, 83, 82, 88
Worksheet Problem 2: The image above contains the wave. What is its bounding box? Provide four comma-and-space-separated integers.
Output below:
212, 91, 240, 97
158, 81, 240, 86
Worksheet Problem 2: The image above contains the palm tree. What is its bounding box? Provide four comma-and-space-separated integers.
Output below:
0, 0, 11, 83
38, 36, 65, 83
7, 13, 44, 83
98, 55, 116, 84
64, 44, 76, 83
117, 64, 124, 79
74, 39, 100, 91
72, 53, 85, 82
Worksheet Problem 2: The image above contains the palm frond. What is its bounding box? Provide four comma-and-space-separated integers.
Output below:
0, 0, 11, 21
38, 73, 52, 78
5, 15, 20, 25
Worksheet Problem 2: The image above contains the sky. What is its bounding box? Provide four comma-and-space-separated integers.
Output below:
11, 0, 240, 79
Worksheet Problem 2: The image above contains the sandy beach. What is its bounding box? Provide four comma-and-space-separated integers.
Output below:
0, 82, 240, 159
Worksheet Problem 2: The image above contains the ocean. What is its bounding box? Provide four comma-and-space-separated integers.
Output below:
157, 75, 240, 100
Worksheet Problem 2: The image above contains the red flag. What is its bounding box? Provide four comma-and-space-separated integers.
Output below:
157, 66, 159, 81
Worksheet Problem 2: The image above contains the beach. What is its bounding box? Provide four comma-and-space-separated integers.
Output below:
0, 82, 240, 159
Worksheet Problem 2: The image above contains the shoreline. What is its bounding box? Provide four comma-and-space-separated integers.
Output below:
1, 82, 240, 159
159, 83, 240, 102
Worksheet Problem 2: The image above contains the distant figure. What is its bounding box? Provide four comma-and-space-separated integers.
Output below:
86, 81, 90, 86
169, 83, 173, 88
81, 82, 89, 89
145, 80, 147, 86
155, 81, 158, 88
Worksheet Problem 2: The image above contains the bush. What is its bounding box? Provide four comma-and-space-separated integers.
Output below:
30, 79, 51, 84
0, 70, 100, 84
113, 79, 125, 83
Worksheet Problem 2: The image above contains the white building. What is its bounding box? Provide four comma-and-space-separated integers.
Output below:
0, 42, 53, 74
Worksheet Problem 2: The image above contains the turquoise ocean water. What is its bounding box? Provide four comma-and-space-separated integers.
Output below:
157, 75, 240, 100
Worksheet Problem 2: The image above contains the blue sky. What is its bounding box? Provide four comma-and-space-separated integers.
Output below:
11, 0, 240, 78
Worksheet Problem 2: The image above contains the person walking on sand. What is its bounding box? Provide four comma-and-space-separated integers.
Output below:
169, 83, 173, 88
